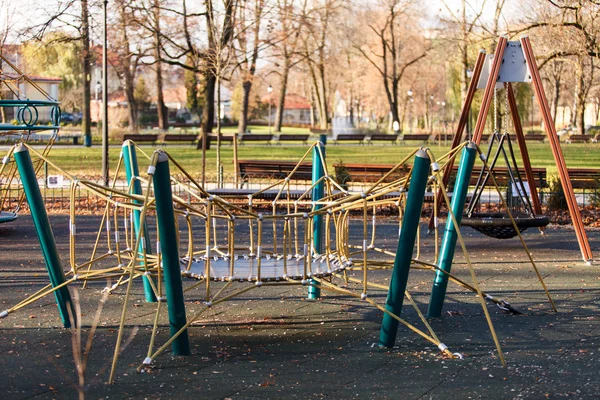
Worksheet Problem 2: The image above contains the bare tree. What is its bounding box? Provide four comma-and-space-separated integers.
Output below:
235, 0, 270, 133
353, 0, 429, 127
271, 0, 308, 132
111, 0, 145, 132
152, 0, 168, 131
23, 0, 94, 140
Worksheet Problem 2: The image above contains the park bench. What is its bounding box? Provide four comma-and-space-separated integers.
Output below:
56, 133, 81, 145
123, 134, 160, 145
432, 133, 454, 143
333, 163, 409, 185
276, 134, 311, 145
524, 134, 546, 143
564, 168, 600, 189
332, 134, 366, 145
334, 162, 546, 189
161, 133, 199, 146
401, 134, 430, 144
237, 159, 313, 188
566, 134, 594, 144
465, 166, 547, 188
367, 133, 399, 145
196, 133, 236, 150
239, 133, 274, 145
310, 128, 332, 135
490, 134, 545, 143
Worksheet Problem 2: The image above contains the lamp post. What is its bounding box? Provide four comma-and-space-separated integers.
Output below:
407, 89, 413, 132
267, 85, 273, 134
428, 94, 434, 134
95, 81, 101, 132
101, 0, 109, 186
441, 101, 447, 146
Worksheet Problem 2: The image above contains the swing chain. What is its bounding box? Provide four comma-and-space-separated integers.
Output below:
504, 86, 509, 134
493, 87, 498, 133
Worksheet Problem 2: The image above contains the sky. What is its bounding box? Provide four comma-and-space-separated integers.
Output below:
2, 0, 522, 44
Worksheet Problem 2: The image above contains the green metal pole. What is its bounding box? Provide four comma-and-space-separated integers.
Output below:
122, 141, 156, 303
308, 135, 326, 299
152, 150, 190, 355
379, 149, 430, 348
13, 144, 75, 328
427, 142, 477, 317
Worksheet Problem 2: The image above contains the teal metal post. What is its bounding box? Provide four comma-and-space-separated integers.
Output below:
308, 135, 326, 299
427, 142, 477, 317
152, 150, 190, 355
14, 144, 75, 328
122, 141, 156, 302
379, 149, 430, 347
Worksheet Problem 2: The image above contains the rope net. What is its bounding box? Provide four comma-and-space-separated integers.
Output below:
0, 140, 555, 382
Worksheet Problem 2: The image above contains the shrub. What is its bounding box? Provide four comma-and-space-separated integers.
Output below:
588, 178, 600, 207
547, 176, 568, 210
334, 161, 350, 191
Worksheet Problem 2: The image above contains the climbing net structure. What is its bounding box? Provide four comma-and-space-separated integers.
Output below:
0, 53, 62, 223
0, 140, 556, 383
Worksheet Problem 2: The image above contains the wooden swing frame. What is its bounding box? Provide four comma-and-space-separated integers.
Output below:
429, 35, 593, 264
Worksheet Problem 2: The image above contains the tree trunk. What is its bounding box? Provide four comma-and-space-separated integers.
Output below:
237, 81, 251, 133
125, 81, 137, 132
317, 63, 328, 129
81, 0, 92, 140
202, 73, 216, 134
155, 64, 167, 130
274, 63, 289, 133
153, 0, 168, 131
579, 102, 585, 135
552, 79, 560, 123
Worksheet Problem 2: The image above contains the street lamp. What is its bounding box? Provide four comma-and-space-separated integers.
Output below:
101, 0, 109, 186
407, 89, 413, 132
267, 85, 273, 134
95, 81, 101, 127
428, 94, 434, 134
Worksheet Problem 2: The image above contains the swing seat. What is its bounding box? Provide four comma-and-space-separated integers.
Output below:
461, 213, 549, 239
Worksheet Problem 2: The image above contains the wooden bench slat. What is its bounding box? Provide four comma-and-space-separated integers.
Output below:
123, 134, 160, 143
565, 168, 600, 189
277, 134, 310, 144
401, 134, 430, 143
367, 133, 399, 144
333, 134, 366, 144
240, 134, 274, 144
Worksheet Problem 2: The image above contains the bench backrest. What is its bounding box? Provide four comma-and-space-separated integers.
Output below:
278, 134, 310, 141
402, 134, 430, 141
123, 134, 159, 142
369, 133, 398, 140
238, 160, 313, 180
163, 134, 198, 141
335, 134, 365, 140
565, 168, 600, 189
240, 134, 273, 141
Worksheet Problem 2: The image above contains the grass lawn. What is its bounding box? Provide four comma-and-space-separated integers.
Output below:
36, 126, 600, 177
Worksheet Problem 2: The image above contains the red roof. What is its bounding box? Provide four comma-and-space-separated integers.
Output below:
261, 93, 311, 110
284, 93, 311, 110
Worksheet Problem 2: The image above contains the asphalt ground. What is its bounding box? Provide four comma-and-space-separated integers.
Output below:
0, 215, 598, 399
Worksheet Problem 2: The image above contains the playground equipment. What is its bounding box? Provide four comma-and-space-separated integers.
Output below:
0, 54, 61, 223
461, 86, 550, 239
428, 36, 593, 263
0, 138, 557, 383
